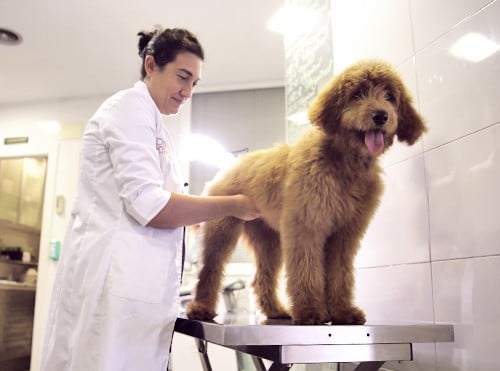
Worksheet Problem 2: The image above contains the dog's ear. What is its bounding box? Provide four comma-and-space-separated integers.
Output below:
307, 77, 344, 134
396, 88, 427, 145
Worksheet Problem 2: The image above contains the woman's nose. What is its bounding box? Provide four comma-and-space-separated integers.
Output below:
181, 84, 193, 98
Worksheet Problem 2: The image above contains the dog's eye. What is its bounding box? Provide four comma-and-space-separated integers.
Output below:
352, 89, 365, 101
384, 91, 396, 103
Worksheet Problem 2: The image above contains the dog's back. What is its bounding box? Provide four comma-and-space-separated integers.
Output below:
206, 142, 290, 231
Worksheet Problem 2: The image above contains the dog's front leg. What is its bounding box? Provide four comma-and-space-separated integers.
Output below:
282, 224, 329, 325
324, 230, 366, 325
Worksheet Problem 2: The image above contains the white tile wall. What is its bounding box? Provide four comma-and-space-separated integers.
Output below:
416, 0, 500, 150
410, 0, 493, 52
355, 263, 434, 323
330, 0, 414, 73
356, 156, 429, 268
433, 256, 500, 370
331, 0, 500, 369
426, 124, 500, 261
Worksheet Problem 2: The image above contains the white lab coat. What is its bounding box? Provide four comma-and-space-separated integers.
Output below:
42, 81, 184, 371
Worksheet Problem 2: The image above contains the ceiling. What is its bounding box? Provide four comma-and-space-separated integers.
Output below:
0, 0, 285, 105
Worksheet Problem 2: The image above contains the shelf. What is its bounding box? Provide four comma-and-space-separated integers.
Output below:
0, 219, 41, 234
0, 260, 38, 268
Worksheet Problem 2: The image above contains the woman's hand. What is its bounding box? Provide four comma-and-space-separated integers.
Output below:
147, 192, 261, 229
229, 194, 262, 221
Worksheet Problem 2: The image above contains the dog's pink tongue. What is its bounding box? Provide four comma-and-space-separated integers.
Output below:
365, 130, 384, 155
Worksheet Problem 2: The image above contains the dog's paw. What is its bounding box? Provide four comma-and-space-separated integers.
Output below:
265, 308, 291, 319
330, 306, 366, 325
292, 308, 329, 325
185, 301, 217, 320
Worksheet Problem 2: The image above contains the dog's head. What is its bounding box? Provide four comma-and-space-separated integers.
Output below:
308, 60, 426, 156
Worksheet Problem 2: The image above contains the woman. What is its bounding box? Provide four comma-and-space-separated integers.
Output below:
41, 27, 260, 371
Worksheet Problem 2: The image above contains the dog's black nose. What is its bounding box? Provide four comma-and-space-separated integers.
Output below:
372, 110, 388, 126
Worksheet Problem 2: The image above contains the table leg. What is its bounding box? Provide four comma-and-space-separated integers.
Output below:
234, 351, 268, 371
251, 355, 268, 371
268, 363, 292, 371
353, 361, 386, 371
195, 339, 213, 371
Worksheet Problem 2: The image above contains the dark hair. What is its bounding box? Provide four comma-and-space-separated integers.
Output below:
137, 27, 204, 80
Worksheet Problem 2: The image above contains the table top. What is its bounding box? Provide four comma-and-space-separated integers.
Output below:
175, 313, 454, 347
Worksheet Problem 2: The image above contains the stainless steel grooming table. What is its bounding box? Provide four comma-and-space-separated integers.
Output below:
174, 314, 454, 371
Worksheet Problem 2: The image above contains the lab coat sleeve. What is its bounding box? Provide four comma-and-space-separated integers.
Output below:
100, 91, 171, 225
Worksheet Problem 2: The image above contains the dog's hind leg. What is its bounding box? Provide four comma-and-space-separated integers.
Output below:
324, 231, 366, 325
186, 217, 243, 320
243, 219, 290, 319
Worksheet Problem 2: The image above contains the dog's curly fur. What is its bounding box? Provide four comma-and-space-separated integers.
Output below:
186, 60, 426, 325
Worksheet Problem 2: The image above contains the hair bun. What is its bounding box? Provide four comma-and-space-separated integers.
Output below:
137, 27, 162, 57
137, 31, 152, 57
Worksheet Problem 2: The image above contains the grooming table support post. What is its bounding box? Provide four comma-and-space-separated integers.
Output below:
250, 353, 268, 371
195, 339, 212, 371
235, 350, 268, 371
344, 361, 386, 371
268, 363, 292, 371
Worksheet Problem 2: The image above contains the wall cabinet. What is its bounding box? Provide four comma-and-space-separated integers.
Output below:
0, 157, 47, 231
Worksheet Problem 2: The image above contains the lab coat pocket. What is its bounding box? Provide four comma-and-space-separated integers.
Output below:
108, 232, 175, 303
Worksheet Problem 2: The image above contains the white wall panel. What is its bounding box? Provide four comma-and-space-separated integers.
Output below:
410, 0, 493, 51
425, 124, 500, 260
356, 156, 429, 268
416, 0, 500, 150
331, 0, 414, 73
433, 256, 500, 371
355, 263, 434, 323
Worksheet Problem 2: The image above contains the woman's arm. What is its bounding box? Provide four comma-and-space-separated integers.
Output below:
147, 193, 261, 229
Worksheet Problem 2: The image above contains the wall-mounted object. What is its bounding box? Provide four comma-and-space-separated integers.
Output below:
4, 136, 29, 145
55, 195, 65, 215
49, 240, 60, 261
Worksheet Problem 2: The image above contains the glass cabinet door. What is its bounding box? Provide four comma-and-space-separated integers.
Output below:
0, 156, 47, 230
0, 158, 24, 223
19, 157, 47, 229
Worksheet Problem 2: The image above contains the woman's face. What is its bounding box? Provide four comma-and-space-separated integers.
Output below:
144, 51, 202, 115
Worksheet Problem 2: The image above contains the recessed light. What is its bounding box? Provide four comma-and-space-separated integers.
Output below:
267, 5, 321, 35
38, 120, 61, 134
0, 28, 22, 45
449, 32, 499, 62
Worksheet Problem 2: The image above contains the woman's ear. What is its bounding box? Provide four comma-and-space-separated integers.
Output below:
144, 55, 156, 76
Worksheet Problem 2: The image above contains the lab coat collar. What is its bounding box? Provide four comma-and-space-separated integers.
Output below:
134, 80, 162, 116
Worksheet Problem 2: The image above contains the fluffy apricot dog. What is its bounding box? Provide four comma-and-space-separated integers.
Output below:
186, 60, 426, 325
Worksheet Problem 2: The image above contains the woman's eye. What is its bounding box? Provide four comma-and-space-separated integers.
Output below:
178, 75, 188, 81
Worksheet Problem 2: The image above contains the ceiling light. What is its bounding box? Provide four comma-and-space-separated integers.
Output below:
267, 5, 321, 35
0, 28, 22, 45
38, 120, 61, 134
449, 32, 500, 62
